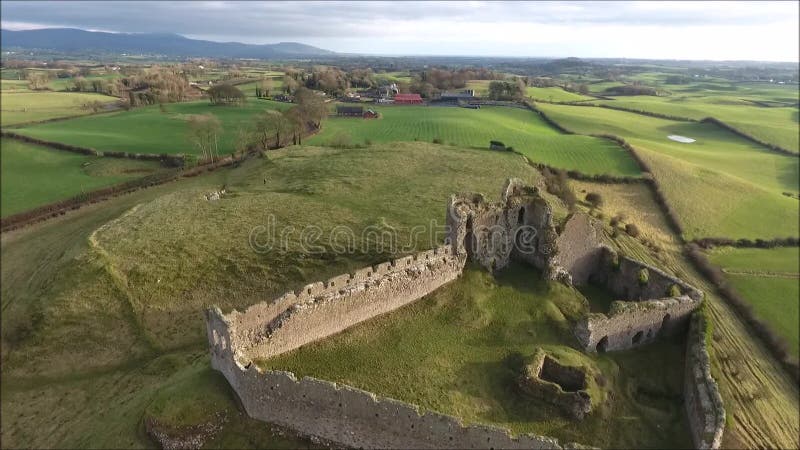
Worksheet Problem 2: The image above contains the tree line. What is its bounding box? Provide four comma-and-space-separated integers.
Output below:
187, 87, 328, 163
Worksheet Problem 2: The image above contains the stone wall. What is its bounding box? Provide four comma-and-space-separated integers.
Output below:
574, 246, 703, 352
574, 295, 700, 353
207, 355, 567, 449
684, 313, 725, 449
553, 213, 602, 286
520, 349, 592, 420
226, 245, 465, 362
592, 247, 703, 302
446, 178, 562, 277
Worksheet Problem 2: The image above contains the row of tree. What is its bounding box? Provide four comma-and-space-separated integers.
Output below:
187, 87, 328, 162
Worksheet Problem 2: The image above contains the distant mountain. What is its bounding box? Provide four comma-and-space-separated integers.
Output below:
0, 28, 334, 59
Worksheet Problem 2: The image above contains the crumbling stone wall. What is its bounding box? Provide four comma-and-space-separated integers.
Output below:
592, 247, 703, 302
227, 245, 465, 362
685, 313, 725, 449
446, 178, 563, 278
574, 246, 703, 352
553, 213, 602, 286
206, 354, 567, 449
574, 295, 700, 353
519, 349, 592, 420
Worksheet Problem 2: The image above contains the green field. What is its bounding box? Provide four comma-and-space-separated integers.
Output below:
1, 91, 119, 126
526, 86, 594, 102
15, 99, 291, 155
465, 80, 593, 102
308, 105, 641, 176
709, 247, 800, 356
0, 138, 166, 217
535, 103, 799, 239
261, 264, 691, 448
594, 96, 799, 152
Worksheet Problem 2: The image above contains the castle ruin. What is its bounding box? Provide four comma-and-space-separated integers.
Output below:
205, 179, 725, 449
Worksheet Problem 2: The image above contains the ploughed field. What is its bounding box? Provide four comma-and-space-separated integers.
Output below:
0, 138, 167, 217
259, 263, 692, 449
708, 247, 800, 356
535, 103, 799, 240
307, 105, 641, 176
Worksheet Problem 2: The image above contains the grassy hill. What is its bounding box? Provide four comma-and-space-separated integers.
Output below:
1, 142, 548, 447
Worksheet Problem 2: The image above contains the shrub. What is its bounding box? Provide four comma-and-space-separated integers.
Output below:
625, 223, 641, 238
637, 268, 649, 285
432, 137, 443, 144
585, 192, 603, 208
329, 131, 353, 148
667, 284, 682, 297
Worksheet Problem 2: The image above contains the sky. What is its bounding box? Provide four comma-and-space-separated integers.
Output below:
2, 1, 798, 61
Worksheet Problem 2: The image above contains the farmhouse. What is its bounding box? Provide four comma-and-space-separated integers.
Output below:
336, 105, 364, 117
394, 93, 423, 104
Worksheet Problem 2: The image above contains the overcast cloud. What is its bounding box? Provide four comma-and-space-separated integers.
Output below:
2, 1, 798, 61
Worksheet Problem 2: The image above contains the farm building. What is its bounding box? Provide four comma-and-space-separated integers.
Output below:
336, 105, 365, 117
439, 90, 476, 101
394, 93, 423, 104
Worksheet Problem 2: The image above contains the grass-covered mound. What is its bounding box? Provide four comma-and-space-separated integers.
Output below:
15, 99, 292, 155
536, 103, 799, 240
1, 142, 552, 448
260, 264, 692, 449
0, 138, 167, 217
709, 247, 800, 356
0, 91, 119, 126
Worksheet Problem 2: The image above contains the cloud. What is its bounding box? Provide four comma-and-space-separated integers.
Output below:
1, 1, 797, 60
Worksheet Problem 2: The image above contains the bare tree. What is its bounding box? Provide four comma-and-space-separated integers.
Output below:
187, 114, 222, 162
251, 110, 292, 150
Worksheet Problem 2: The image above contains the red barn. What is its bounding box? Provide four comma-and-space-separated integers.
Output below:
393, 93, 423, 104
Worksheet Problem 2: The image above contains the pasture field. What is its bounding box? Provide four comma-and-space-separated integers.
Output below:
709, 247, 800, 275
15, 99, 292, 155
526, 86, 594, 102
0, 138, 166, 217
308, 105, 641, 176
261, 264, 692, 449
708, 247, 800, 356
0, 79, 30, 92
0, 91, 119, 126
234, 77, 285, 96
535, 103, 799, 240
594, 96, 799, 152
465, 80, 592, 102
